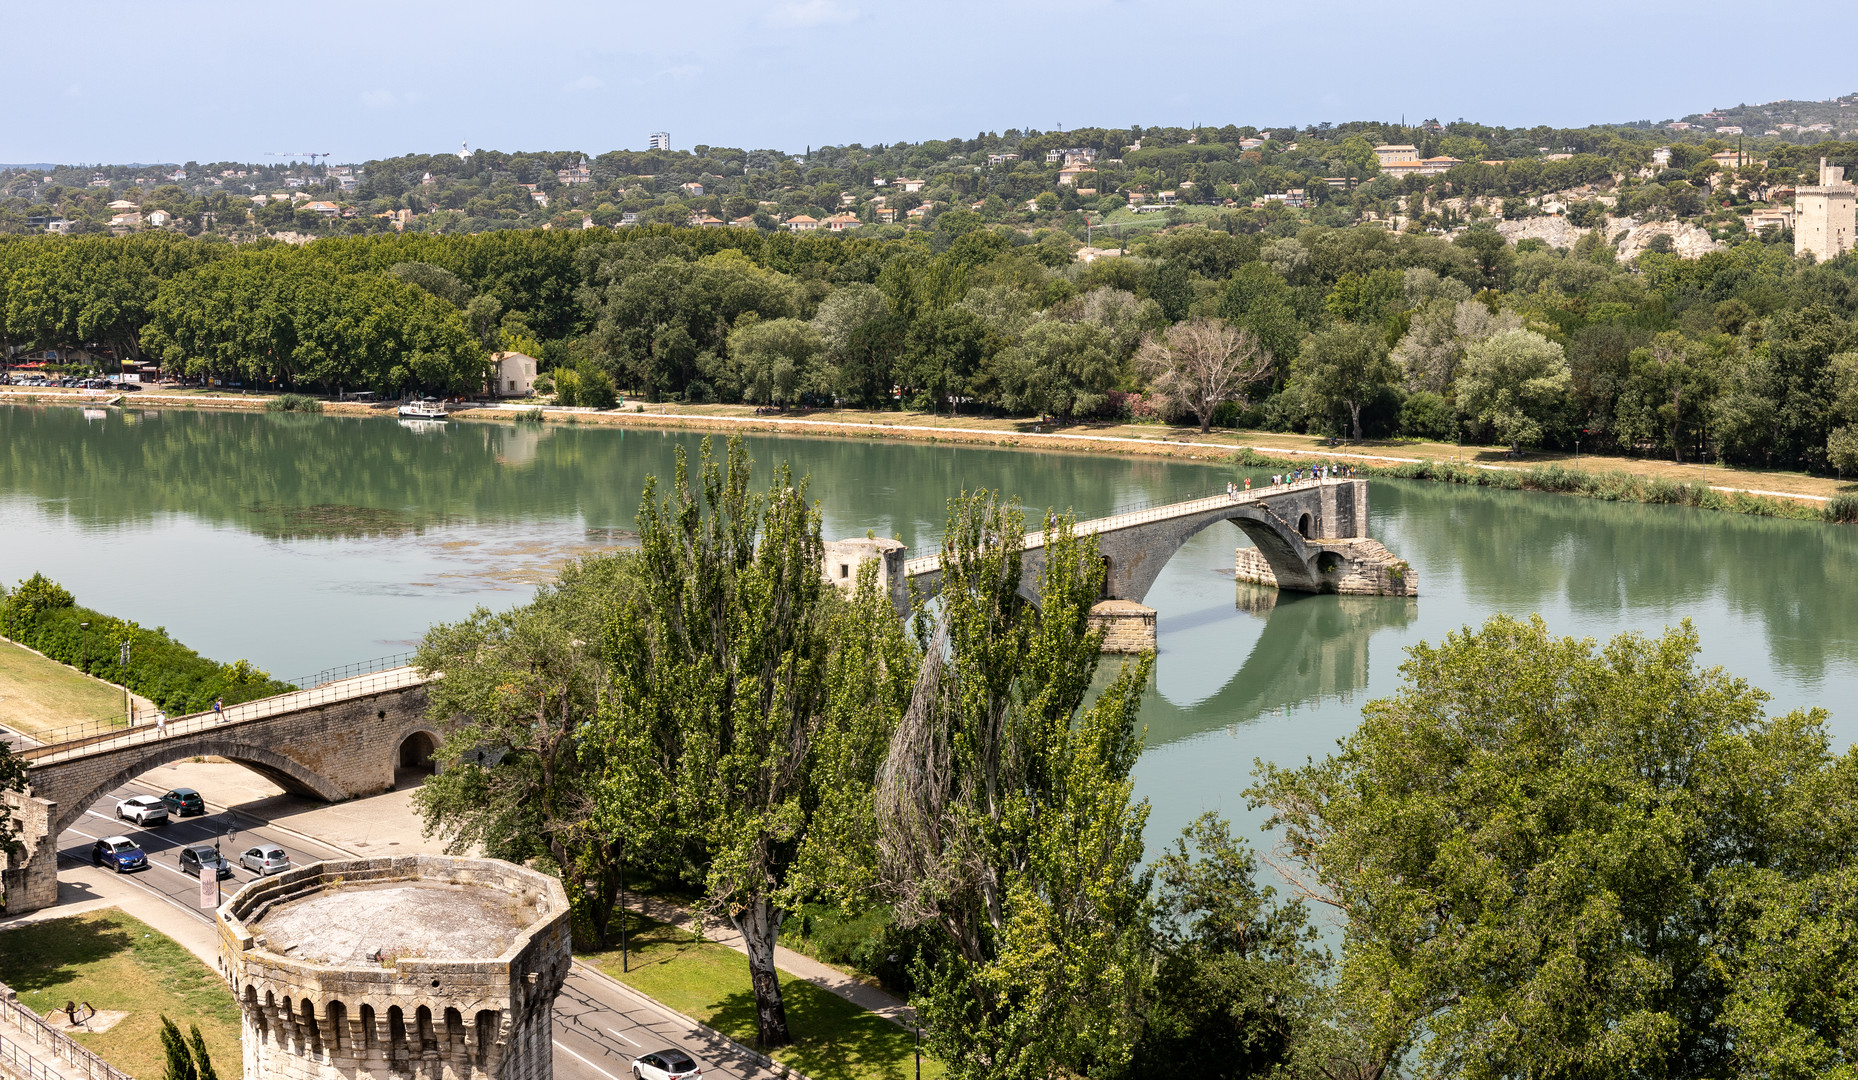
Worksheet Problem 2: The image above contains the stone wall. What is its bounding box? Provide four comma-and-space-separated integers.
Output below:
1237, 538, 1417, 597
1088, 601, 1156, 653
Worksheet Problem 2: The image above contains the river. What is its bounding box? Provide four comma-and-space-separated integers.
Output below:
5, 404, 1857, 847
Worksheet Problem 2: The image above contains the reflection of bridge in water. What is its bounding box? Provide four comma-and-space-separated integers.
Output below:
1139, 586, 1417, 750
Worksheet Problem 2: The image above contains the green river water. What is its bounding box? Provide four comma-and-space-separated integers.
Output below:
5, 404, 1856, 845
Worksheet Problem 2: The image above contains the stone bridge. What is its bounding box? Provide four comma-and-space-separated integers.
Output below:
2, 667, 436, 915
826, 478, 1416, 614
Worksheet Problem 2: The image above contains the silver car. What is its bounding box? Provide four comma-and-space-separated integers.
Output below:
116, 795, 170, 826
239, 846, 291, 875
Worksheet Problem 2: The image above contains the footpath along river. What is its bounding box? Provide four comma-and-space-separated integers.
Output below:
4, 403, 1858, 848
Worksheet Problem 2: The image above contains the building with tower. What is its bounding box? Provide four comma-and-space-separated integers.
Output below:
218, 855, 570, 1080
1796, 157, 1856, 262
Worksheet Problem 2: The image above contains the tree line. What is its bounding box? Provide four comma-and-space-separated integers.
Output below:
415, 436, 1858, 1079
9, 221, 1858, 471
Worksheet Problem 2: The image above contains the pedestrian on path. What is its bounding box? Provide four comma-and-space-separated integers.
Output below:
1244, 477, 1252, 490
213, 697, 223, 716
154, 711, 168, 735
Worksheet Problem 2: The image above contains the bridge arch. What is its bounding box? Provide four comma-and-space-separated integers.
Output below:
48, 739, 348, 841
397, 728, 441, 776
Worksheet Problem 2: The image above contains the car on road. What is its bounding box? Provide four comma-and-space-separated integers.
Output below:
632, 1050, 702, 1080
178, 843, 233, 879
240, 846, 291, 875
91, 836, 147, 873
116, 795, 170, 826
161, 788, 206, 816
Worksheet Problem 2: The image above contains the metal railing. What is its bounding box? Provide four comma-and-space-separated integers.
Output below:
903, 477, 1337, 578
21, 666, 428, 764
0, 987, 133, 1080
287, 651, 416, 690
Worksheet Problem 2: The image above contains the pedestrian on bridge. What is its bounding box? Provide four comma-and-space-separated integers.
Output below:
154, 710, 168, 735
1244, 477, 1252, 491
213, 697, 223, 716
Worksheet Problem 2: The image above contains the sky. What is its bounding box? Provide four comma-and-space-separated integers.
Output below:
8, 0, 1857, 166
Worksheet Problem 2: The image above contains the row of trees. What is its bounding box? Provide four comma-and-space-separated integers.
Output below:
415, 437, 1858, 1078
9, 219, 1858, 469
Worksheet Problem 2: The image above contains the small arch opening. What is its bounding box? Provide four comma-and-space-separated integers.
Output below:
1297, 512, 1313, 539
300, 998, 323, 1055
388, 1006, 408, 1060
359, 1004, 376, 1050
397, 730, 438, 784
475, 1011, 501, 1067
417, 1005, 438, 1054
325, 1000, 345, 1052
1098, 555, 1113, 599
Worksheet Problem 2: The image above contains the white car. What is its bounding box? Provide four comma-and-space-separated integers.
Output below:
116, 796, 170, 826
240, 846, 291, 875
632, 1050, 701, 1080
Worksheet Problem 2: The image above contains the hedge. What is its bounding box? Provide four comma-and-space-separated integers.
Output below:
0, 574, 294, 716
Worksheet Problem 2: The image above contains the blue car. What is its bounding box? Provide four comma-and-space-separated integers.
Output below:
91, 836, 147, 873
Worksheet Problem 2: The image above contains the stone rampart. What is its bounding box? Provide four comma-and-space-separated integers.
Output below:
220, 855, 570, 1080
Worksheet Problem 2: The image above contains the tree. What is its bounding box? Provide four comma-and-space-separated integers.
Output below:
1615, 333, 1716, 462
1295, 323, 1399, 441
811, 282, 897, 407
1455, 327, 1571, 452
414, 556, 635, 946
994, 318, 1119, 422
725, 316, 820, 405
613, 437, 913, 1048
159, 1017, 216, 1080
1250, 615, 1854, 1080
876, 493, 1153, 1080
1220, 263, 1304, 379
1137, 317, 1273, 433
1132, 814, 1327, 1077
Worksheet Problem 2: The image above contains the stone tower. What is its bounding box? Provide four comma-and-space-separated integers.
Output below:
218, 855, 570, 1080
1796, 157, 1856, 262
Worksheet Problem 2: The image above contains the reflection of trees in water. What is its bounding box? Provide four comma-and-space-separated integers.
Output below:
1139, 589, 1416, 749
0, 406, 1231, 546
1375, 478, 1858, 681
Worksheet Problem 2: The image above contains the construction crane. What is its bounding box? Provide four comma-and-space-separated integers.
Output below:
268, 152, 333, 167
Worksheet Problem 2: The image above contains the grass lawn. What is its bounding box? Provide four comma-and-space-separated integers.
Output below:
0, 640, 129, 738
582, 915, 942, 1080
0, 910, 242, 1079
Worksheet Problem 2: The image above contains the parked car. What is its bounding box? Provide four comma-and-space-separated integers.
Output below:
91, 836, 147, 873
161, 788, 206, 816
178, 843, 233, 879
240, 846, 291, 875
116, 795, 170, 826
632, 1050, 701, 1080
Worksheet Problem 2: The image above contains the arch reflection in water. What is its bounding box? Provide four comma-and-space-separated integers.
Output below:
1140, 584, 1416, 751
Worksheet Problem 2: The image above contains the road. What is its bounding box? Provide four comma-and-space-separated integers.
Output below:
55, 775, 781, 1080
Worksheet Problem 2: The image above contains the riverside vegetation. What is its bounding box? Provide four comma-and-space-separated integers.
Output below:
410, 435, 1858, 1080
13, 212, 1858, 479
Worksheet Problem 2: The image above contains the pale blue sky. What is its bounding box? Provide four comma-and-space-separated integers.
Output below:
9, 0, 1854, 165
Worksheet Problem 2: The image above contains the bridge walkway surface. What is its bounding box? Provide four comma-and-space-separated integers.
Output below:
18, 666, 427, 766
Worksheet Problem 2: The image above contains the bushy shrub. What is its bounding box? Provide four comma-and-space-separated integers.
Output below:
0, 574, 294, 714
266, 393, 324, 413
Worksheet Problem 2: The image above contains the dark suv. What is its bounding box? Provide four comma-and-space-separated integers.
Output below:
161, 788, 206, 816
178, 843, 233, 879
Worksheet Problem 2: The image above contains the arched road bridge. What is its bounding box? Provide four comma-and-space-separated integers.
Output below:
824, 477, 1416, 614
2, 666, 435, 915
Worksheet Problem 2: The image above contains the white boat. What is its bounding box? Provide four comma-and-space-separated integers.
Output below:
396, 400, 448, 420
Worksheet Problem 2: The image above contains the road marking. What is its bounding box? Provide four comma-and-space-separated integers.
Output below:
606, 1028, 639, 1046
554, 1040, 628, 1080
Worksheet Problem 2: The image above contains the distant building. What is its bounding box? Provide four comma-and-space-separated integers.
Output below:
823, 213, 861, 231
784, 214, 819, 232
1652, 147, 1671, 168
1379, 156, 1463, 178
106, 199, 139, 212
489, 351, 538, 397
986, 153, 1019, 165
301, 201, 340, 216
681, 182, 704, 197
875, 207, 898, 223
649, 132, 671, 151
1796, 157, 1856, 262
1057, 165, 1095, 187
689, 213, 725, 226
730, 215, 757, 228
557, 162, 592, 185
1373, 144, 1419, 167
619, 212, 640, 226
145, 209, 172, 227
1239, 137, 1265, 150
1748, 206, 1794, 234
1715, 126, 1744, 135
893, 177, 926, 192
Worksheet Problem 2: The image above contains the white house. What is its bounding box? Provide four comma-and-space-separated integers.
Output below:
489, 351, 538, 397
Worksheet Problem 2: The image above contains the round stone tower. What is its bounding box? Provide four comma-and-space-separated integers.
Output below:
217, 855, 570, 1080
